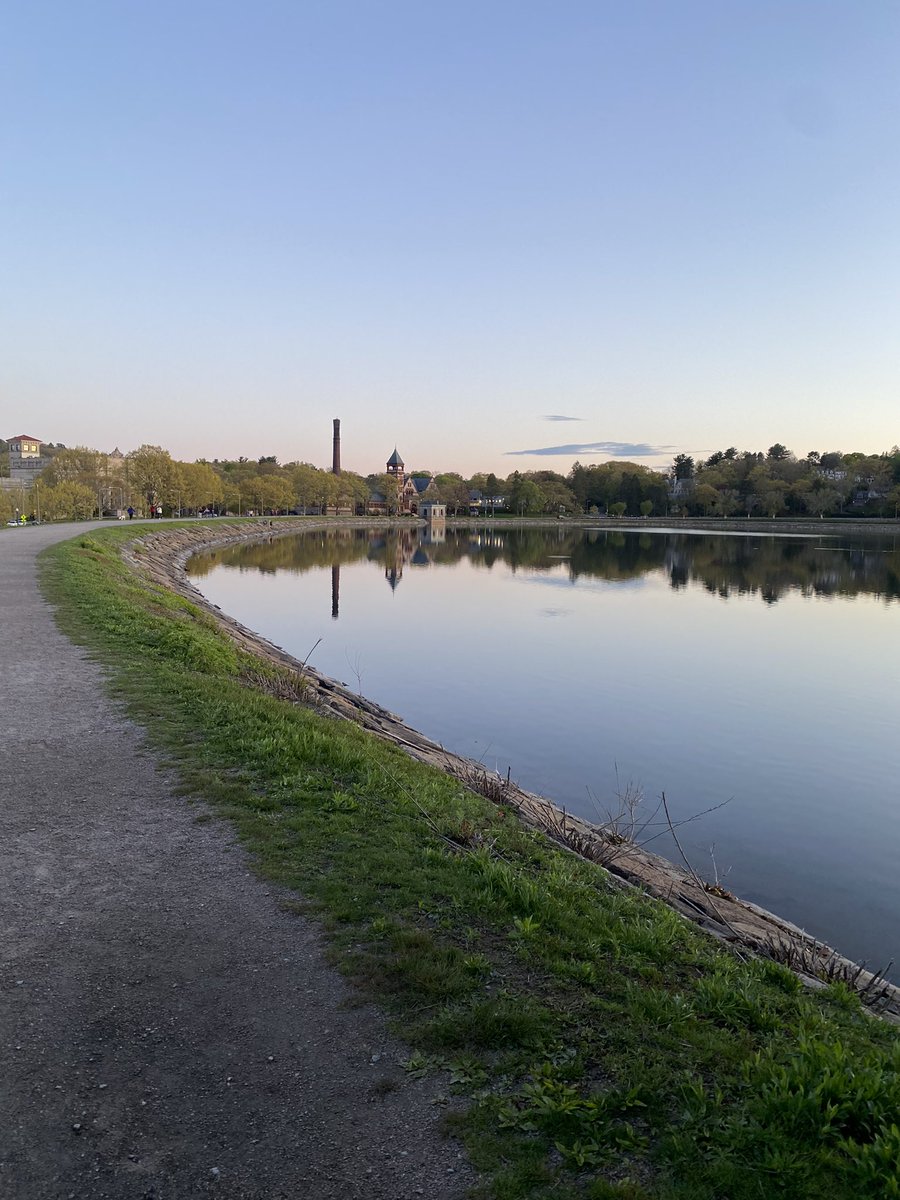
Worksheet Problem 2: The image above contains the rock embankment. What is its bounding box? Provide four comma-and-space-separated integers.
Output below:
125, 520, 900, 1020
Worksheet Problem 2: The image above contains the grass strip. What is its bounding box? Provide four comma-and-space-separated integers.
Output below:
41, 526, 900, 1200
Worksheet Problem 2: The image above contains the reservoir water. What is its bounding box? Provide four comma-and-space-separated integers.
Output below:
189, 525, 900, 979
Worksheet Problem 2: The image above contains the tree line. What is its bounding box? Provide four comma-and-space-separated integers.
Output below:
1, 438, 899, 523
669, 445, 900, 519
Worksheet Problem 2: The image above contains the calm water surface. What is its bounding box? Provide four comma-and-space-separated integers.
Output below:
189, 526, 900, 977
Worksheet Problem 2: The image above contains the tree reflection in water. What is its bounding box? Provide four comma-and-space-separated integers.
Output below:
190, 526, 900, 605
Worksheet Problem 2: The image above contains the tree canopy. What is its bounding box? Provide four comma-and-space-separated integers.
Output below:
3, 436, 899, 523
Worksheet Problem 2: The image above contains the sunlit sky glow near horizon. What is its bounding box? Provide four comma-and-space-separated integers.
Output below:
2, 2, 898, 476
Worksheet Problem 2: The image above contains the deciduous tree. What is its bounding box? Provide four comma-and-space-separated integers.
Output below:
127, 445, 180, 508
38, 481, 96, 521
177, 461, 223, 512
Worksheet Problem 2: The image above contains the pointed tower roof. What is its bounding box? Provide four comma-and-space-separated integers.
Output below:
387, 447, 404, 468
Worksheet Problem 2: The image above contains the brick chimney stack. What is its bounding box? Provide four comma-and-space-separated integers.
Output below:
332, 418, 341, 475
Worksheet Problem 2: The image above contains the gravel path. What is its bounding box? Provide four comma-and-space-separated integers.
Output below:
0, 524, 476, 1199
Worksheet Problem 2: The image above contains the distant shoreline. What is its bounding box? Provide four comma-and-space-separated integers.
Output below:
452, 514, 900, 535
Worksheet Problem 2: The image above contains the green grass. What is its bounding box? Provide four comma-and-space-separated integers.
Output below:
41, 525, 900, 1199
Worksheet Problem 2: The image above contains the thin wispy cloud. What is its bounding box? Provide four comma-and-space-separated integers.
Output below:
541, 414, 583, 422
506, 441, 668, 458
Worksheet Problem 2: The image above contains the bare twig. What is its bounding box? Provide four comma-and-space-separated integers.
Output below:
240, 667, 314, 705
660, 792, 743, 941
637, 798, 733, 847
763, 935, 897, 1012
301, 636, 322, 671
345, 649, 363, 695
705, 844, 734, 900
449, 760, 513, 807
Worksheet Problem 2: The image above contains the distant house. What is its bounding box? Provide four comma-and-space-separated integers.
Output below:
668, 477, 695, 499
467, 489, 505, 515
5, 435, 44, 486
403, 474, 435, 512
375, 448, 438, 514
851, 486, 886, 507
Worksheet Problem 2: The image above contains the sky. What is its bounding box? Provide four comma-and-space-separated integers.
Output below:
2, 1, 898, 478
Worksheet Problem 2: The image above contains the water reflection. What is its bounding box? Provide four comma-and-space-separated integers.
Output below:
189, 525, 900, 610
187, 525, 900, 979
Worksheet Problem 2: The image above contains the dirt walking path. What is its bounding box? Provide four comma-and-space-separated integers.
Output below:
0, 524, 475, 1199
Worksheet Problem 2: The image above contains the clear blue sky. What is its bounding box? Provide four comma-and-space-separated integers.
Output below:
2, 1, 898, 477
